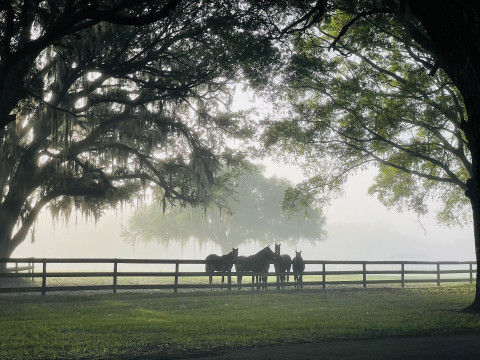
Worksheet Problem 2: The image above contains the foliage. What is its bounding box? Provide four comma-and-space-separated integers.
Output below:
0, 286, 478, 359
263, 6, 471, 226
122, 164, 326, 251
0, 1, 322, 258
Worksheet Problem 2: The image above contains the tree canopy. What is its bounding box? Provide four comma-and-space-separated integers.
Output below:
260, 0, 480, 311
263, 7, 470, 226
0, 0, 322, 260
3, 0, 480, 311
122, 165, 326, 252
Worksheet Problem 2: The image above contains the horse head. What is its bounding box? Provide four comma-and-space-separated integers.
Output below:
275, 243, 281, 256
232, 248, 239, 263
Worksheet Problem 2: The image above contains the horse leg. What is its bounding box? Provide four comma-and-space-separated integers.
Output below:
255, 275, 261, 290
237, 274, 242, 290
227, 271, 232, 291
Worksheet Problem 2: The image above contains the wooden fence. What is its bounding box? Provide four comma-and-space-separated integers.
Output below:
6, 258, 35, 277
0, 258, 476, 295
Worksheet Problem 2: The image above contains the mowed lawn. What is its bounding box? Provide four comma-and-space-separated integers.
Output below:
1, 285, 480, 359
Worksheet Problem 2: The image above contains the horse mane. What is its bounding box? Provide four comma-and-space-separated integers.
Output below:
250, 246, 275, 260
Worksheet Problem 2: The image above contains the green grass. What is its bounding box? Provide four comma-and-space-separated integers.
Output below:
1, 285, 480, 359
11, 272, 472, 289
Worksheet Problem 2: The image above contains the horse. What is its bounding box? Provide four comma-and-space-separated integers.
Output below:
205, 248, 238, 288
274, 243, 291, 289
292, 251, 305, 289
235, 246, 276, 290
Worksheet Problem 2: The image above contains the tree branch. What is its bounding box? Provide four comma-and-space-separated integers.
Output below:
281, 1, 328, 35
10, 191, 56, 251
329, 8, 393, 50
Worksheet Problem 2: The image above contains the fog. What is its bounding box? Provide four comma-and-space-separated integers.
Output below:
5, 27, 476, 273
12, 163, 475, 265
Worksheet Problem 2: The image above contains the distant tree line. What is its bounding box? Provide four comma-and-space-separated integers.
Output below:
122, 164, 326, 252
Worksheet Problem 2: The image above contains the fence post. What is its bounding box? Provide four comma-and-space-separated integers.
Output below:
41, 260, 47, 296
401, 263, 405, 288
322, 263, 326, 289
113, 260, 118, 294
437, 263, 441, 286
362, 263, 367, 288
228, 270, 232, 291
174, 260, 179, 293
470, 263, 473, 283
30, 259, 35, 281
15, 261, 18, 274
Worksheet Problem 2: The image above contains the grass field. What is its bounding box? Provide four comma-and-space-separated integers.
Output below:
1, 284, 480, 359
4, 271, 473, 291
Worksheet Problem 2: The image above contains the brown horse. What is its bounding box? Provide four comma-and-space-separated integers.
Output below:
205, 248, 238, 288
235, 246, 276, 290
274, 243, 292, 289
292, 251, 305, 289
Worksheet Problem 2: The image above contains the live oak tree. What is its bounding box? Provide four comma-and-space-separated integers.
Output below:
266, 7, 469, 224
263, 1, 480, 311
0, 0, 308, 266
122, 164, 326, 252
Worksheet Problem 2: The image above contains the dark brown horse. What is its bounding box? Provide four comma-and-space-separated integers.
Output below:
235, 246, 276, 290
292, 251, 305, 289
274, 243, 291, 289
205, 248, 238, 287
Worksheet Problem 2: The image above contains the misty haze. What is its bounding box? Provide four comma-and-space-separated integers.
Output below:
13, 169, 474, 265
2, 2, 480, 360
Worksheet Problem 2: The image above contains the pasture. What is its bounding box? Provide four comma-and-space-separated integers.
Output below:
1, 284, 480, 359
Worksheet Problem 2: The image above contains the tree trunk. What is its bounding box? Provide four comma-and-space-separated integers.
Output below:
0, 204, 23, 273
0, 231, 13, 273
462, 109, 480, 312
458, 85, 480, 312
465, 177, 480, 312
406, 0, 480, 312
